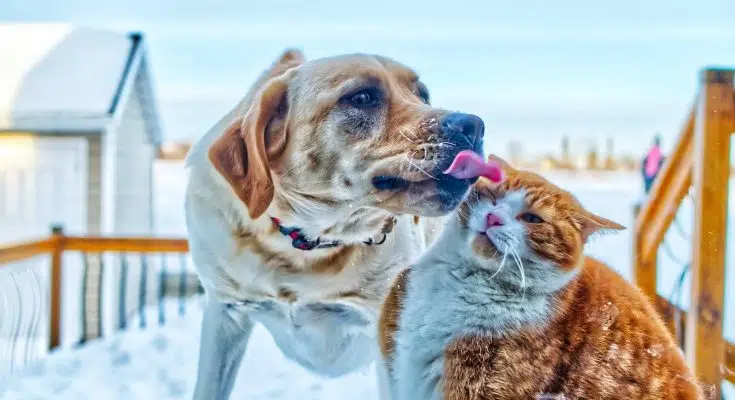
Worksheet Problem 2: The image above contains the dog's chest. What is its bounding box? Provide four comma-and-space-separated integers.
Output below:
230, 253, 408, 376
222, 217, 431, 376
238, 293, 377, 376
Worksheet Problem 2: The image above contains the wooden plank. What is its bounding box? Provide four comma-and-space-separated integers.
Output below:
1, 236, 189, 257
654, 295, 686, 345
635, 105, 695, 262
0, 238, 55, 265
726, 342, 735, 384
63, 236, 189, 253
632, 101, 694, 302
633, 204, 658, 301
49, 227, 64, 350
686, 68, 735, 397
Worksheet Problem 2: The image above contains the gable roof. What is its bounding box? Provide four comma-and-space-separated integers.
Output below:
0, 23, 161, 143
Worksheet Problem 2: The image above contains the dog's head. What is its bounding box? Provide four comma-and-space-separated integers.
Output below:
209, 51, 485, 227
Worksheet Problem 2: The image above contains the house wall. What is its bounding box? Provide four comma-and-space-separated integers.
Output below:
112, 72, 155, 235
102, 70, 157, 339
87, 135, 102, 234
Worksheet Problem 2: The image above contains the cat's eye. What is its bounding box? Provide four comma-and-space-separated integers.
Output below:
519, 212, 544, 224
487, 190, 497, 205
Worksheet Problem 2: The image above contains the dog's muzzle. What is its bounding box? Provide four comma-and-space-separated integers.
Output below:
432, 111, 486, 185
438, 112, 485, 154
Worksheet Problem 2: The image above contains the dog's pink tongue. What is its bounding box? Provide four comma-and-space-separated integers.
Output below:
443, 150, 503, 182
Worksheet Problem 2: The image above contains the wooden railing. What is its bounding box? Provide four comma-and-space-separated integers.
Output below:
633, 68, 735, 397
0, 225, 195, 372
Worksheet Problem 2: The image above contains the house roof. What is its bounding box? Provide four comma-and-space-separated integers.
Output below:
0, 23, 162, 143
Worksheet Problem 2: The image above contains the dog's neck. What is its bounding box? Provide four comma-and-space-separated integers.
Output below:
268, 195, 398, 249
269, 214, 396, 251
187, 134, 398, 253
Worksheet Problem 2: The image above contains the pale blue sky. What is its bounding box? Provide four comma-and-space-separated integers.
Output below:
2, 0, 734, 158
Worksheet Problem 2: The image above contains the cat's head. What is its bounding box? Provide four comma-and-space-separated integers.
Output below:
452, 155, 625, 290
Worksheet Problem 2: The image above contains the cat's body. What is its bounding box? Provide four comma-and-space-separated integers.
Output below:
379, 158, 704, 400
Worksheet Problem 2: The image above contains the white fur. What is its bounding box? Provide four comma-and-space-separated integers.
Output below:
391, 190, 578, 400
186, 104, 444, 399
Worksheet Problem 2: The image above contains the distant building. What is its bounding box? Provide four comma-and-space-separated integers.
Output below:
561, 135, 571, 165
157, 142, 192, 161
604, 137, 616, 170
0, 23, 162, 240
586, 145, 599, 170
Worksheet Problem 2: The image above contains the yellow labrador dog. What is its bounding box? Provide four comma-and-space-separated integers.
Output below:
185, 49, 485, 399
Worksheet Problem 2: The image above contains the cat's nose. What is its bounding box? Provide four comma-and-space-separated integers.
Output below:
486, 213, 504, 228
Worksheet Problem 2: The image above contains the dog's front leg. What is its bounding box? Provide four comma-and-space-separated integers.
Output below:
376, 358, 393, 400
193, 299, 253, 400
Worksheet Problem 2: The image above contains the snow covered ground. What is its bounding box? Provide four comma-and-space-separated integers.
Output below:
1, 162, 734, 398
0, 298, 380, 400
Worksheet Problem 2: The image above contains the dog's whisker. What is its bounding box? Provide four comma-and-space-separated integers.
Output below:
399, 128, 418, 144
264, 162, 307, 194
404, 153, 438, 181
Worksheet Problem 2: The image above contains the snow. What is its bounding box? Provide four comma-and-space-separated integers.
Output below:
0, 23, 133, 130
0, 298, 379, 400
1, 162, 734, 398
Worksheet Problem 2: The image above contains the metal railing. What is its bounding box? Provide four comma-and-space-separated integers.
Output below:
0, 225, 198, 374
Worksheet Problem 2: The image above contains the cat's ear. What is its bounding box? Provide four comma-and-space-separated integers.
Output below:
579, 212, 626, 243
487, 154, 514, 171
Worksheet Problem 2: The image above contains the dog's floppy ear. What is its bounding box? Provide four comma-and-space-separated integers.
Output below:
208, 67, 298, 219
236, 49, 305, 116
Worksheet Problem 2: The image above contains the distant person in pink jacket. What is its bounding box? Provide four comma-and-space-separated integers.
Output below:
642, 135, 665, 195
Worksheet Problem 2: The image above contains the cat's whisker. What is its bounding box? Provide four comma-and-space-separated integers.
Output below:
509, 246, 527, 297
490, 245, 509, 280
457, 206, 471, 222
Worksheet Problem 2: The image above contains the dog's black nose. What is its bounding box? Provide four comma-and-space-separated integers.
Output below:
440, 113, 484, 145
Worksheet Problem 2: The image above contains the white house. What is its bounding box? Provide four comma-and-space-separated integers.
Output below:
0, 23, 162, 242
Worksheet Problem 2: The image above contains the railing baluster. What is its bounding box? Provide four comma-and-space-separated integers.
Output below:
97, 255, 104, 339
49, 225, 63, 350
158, 254, 166, 326
24, 267, 41, 365
118, 253, 128, 330
78, 253, 89, 345
179, 254, 186, 316
9, 272, 22, 372
686, 69, 733, 397
0, 274, 8, 374
138, 254, 148, 329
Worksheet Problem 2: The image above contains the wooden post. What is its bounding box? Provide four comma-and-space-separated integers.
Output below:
633, 203, 657, 301
686, 68, 734, 397
49, 225, 64, 350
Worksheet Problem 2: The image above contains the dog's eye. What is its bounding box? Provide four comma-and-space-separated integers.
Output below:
351, 91, 373, 105
344, 88, 381, 108
519, 212, 544, 224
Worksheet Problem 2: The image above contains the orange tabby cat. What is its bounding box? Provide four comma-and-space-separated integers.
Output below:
378, 156, 704, 400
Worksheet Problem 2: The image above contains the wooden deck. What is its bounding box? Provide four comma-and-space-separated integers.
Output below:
0, 226, 191, 350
